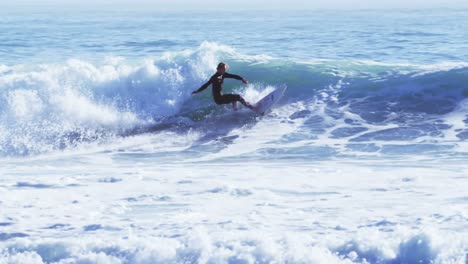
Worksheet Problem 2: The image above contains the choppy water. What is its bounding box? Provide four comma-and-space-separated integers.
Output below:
1, 9, 467, 264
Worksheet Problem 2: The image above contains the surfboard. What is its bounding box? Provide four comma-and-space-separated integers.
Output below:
252, 86, 287, 115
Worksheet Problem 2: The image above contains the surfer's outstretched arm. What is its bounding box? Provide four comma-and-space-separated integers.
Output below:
192, 78, 212, 94
224, 73, 248, 84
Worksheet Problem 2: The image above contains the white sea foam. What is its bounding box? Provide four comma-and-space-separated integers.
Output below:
1, 159, 467, 263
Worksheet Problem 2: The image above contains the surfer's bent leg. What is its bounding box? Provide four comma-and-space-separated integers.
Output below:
215, 94, 253, 109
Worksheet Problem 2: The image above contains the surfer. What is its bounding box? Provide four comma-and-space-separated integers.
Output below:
192, 62, 254, 110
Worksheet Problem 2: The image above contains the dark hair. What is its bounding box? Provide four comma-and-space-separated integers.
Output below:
217, 62, 226, 70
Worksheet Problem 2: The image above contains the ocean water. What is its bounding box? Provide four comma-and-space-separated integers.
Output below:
1, 8, 468, 263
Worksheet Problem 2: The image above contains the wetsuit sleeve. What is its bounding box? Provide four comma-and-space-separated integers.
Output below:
224, 72, 243, 80
195, 76, 213, 93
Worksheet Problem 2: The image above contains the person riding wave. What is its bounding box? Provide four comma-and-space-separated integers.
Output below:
192, 62, 254, 110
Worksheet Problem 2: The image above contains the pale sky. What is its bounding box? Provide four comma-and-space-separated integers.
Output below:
3, 0, 468, 10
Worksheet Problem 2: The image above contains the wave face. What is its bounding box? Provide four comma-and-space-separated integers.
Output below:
1, 42, 467, 157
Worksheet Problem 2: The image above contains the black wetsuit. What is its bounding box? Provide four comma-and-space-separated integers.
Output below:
196, 72, 249, 106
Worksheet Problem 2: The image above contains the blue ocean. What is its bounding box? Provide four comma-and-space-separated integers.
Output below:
1, 8, 467, 263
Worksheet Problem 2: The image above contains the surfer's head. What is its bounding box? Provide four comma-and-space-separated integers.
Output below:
217, 62, 228, 74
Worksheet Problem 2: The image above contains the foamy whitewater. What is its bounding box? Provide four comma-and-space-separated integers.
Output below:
1, 9, 468, 264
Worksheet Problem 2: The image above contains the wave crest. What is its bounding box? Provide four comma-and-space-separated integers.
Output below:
1, 42, 467, 156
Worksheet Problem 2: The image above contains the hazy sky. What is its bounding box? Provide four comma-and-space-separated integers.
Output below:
3, 0, 468, 10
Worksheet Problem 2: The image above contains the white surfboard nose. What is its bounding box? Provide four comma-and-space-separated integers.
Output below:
252, 86, 287, 114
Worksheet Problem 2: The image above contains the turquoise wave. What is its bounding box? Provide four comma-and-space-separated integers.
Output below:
0, 42, 467, 156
